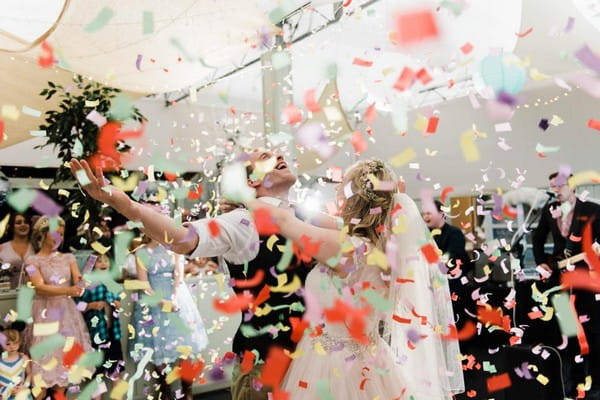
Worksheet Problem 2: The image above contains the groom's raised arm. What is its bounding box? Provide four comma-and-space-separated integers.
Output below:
70, 159, 198, 255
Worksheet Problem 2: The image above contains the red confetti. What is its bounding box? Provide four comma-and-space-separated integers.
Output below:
62, 342, 84, 368
460, 42, 474, 54
351, 131, 368, 153
258, 347, 292, 388
283, 103, 303, 125
289, 317, 309, 343
486, 373, 512, 393
583, 221, 600, 271
253, 208, 280, 235
213, 294, 253, 314
298, 380, 309, 389
163, 172, 178, 181
425, 116, 439, 134
342, 0, 352, 6
515, 27, 533, 38
395, 9, 439, 46
587, 119, 600, 131
38, 41, 54, 68
440, 187, 454, 203
420, 243, 439, 263
304, 88, 322, 113
441, 320, 477, 341
352, 57, 373, 67
208, 220, 220, 237
416, 68, 432, 85
466, 390, 478, 398
187, 185, 203, 200
503, 204, 518, 219
364, 103, 377, 125
393, 67, 416, 91
393, 314, 411, 324
234, 269, 265, 289
561, 269, 600, 292
323, 299, 371, 344
240, 351, 255, 374
253, 285, 271, 310
54, 392, 66, 400
478, 306, 504, 327
89, 121, 144, 171
0, 119, 4, 144
179, 359, 204, 383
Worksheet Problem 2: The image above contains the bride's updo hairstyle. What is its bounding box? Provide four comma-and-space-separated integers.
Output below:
340, 159, 398, 249
31, 216, 66, 253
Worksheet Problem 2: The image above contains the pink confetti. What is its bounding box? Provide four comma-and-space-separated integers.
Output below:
369, 207, 382, 215
283, 103, 303, 125
32, 191, 63, 217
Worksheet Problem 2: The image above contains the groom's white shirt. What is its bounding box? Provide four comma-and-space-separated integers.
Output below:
186, 196, 287, 264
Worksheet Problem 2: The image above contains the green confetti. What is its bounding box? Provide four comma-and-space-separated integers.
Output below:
75, 169, 91, 186
266, 131, 293, 147
276, 239, 293, 272
77, 349, 104, 368
483, 361, 497, 373
362, 289, 392, 312
17, 285, 34, 322
84, 7, 115, 33
240, 324, 275, 338
551, 292, 579, 337
268, 7, 287, 24
109, 94, 135, 121
85, 270, 123, 293
167, 313, 192, 335
140, 291, 163, 307
170, 186, 190, 200
76, 378, 99, 400
7, 188, 36, 213
326, 63, 338, 80
316, 379, 335, 400
73, 138, 83, 157
114, 230, 134, 270
30, 334, 65, 360
29, 130, 47, 137
142, 11, 154, 35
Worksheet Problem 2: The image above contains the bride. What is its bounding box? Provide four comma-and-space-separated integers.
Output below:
242, 159, 464, 399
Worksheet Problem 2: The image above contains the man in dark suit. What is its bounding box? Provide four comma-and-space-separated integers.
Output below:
532, 171, 600, 399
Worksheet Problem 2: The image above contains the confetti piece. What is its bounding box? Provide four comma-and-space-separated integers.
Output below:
135, 54, 143, 71
123, 280, 151, 291
179, 359, 204, 383
440, 187, 454, 203
84, 7, 115, 33
258, 346, 291, 389
550, 115, 564, 126
1, 105, 20, 121
33, 322, 60, 337
351, 131, 368, 153
213, 294, 253, 314
142, 11, 153, 34
207, 220, 220, 237
304, 88, 321, 113
22, 105, 41, 117
426, 116, 439, 134
551, 292, 579, 337
283, 103, 303, 125
30, 334, 66, 360
461, 42, 474, 54
395, 9, 439, 46
364, 103, 377, 124
0, 119, 4, 143
0, 214, 9, 238
7, 188, 36, 213
86, 110, 107, 127
221, 163, 256, 203
234, 270, 265, 289
588, 119, 600, 131
460, 130, 480, 162
516, 27, 533, 38
420, 243, 439, 263
574, 44, 600, 74
495, 122, 512, 132
253, 208, 280, 235
487, 372, 511, 393
389, 147, 417, 167
366, 247, 388, 270
535, 143, 560, 154
37, 41, 54, 68
530, 68, 550, 80
109, 94, 135, 121
316, 379, 335, 400
62, 341, 85, 368
16, 285, 34, 322
352, 58, 373, 67
393, 67, 416, 91
416, 68, 432, 85
538, 118, 549, 131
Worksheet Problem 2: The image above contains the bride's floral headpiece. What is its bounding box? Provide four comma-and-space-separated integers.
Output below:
359, 160, 385, 201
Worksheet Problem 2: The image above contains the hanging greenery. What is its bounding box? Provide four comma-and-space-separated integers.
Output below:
36, 75, 146, 233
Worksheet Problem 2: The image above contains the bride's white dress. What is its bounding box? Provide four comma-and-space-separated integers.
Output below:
281, 194, 463, 400
281, 239, 407, 400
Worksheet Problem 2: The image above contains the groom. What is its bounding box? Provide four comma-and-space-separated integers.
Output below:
70, 149, 311, 400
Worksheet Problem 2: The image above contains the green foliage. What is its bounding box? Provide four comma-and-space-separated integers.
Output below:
36, 75, 146, 233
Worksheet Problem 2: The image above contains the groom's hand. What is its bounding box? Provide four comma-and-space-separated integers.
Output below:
70, 159, 131, 211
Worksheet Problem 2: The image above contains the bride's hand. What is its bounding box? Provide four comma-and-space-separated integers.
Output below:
69, 159, 131, 211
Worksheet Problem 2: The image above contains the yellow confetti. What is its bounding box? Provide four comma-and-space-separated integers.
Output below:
366, 247, 388, 271
413, 114, 428, 132
267, 235, 279, 251
382, 67, 395, 76
540, 306, 554, 322
166, 368, 180, 384
123, 280, 151, 291
314, 342, 327, 356
568, 170, 600, 188
176, 345, 192, 358
39, 180, 50, 190
460, 130, 480, 162
40, 358, 58, 371
214, 273, 225, 294
110, 380, 129, 400
128, 324, 135, 339
91, 241, 111, 255
33, 322, 60, 337
430, 228, 442, 237
392, 214, 407, 234
270, 275, 301, 293
536, 374, 549, 385
1, 104, 20, 121
389, 147, 417, 167
161, 300, 173, 313
254, 304, 273, 317
482, 265, 491, 276
85, 100, 99, 107
529, 68, 549, 80
58, 189, 70, 197
63, 336, 74, 352
286, 348, 305, 359
110, 175, 139, 191
0, 214, 9, 238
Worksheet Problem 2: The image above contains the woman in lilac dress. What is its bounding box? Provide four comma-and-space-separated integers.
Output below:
23, 216, 94, 399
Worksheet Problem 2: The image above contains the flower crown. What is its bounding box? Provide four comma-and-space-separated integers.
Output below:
359, 160, 386, 201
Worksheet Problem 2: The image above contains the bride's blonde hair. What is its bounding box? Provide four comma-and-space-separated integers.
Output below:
340, 159, 398, 249
31, 216, 65, 253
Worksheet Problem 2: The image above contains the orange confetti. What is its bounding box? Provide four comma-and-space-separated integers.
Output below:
583, 221, 600, 271
289, 317, 309, 343
503, 204, 518, 219
208, 220, 220, 237
304, 88, 321, 113
416, 68, 432, 85
234, 269, 265, 289
395, 9, 439, 46
253, 208, 280, 235
440, 187, 454, 203
420, 243, 439, 263
253, 285, 271, 310
425, 116, 439, 134
283, 103, 302, 125
487, 373, 511, 393
213, 294, 253, 314
478, 307, 504, 327
240, 351, 256, 374
62, 342, 84, 369
351, 131, 368, 153
89, 121, 144, 171
163, 172, 177, 181
187, 185, 203, 200
588, 119, 600, 131
179, 359, 204, 383
393, 67, 416, 91
258, 347, 292, 389
38, 40, 54, 68
298, 380, 309, 389
352, 57, 373, 67
461, 42, 474, 54
515, 27, 533, 38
